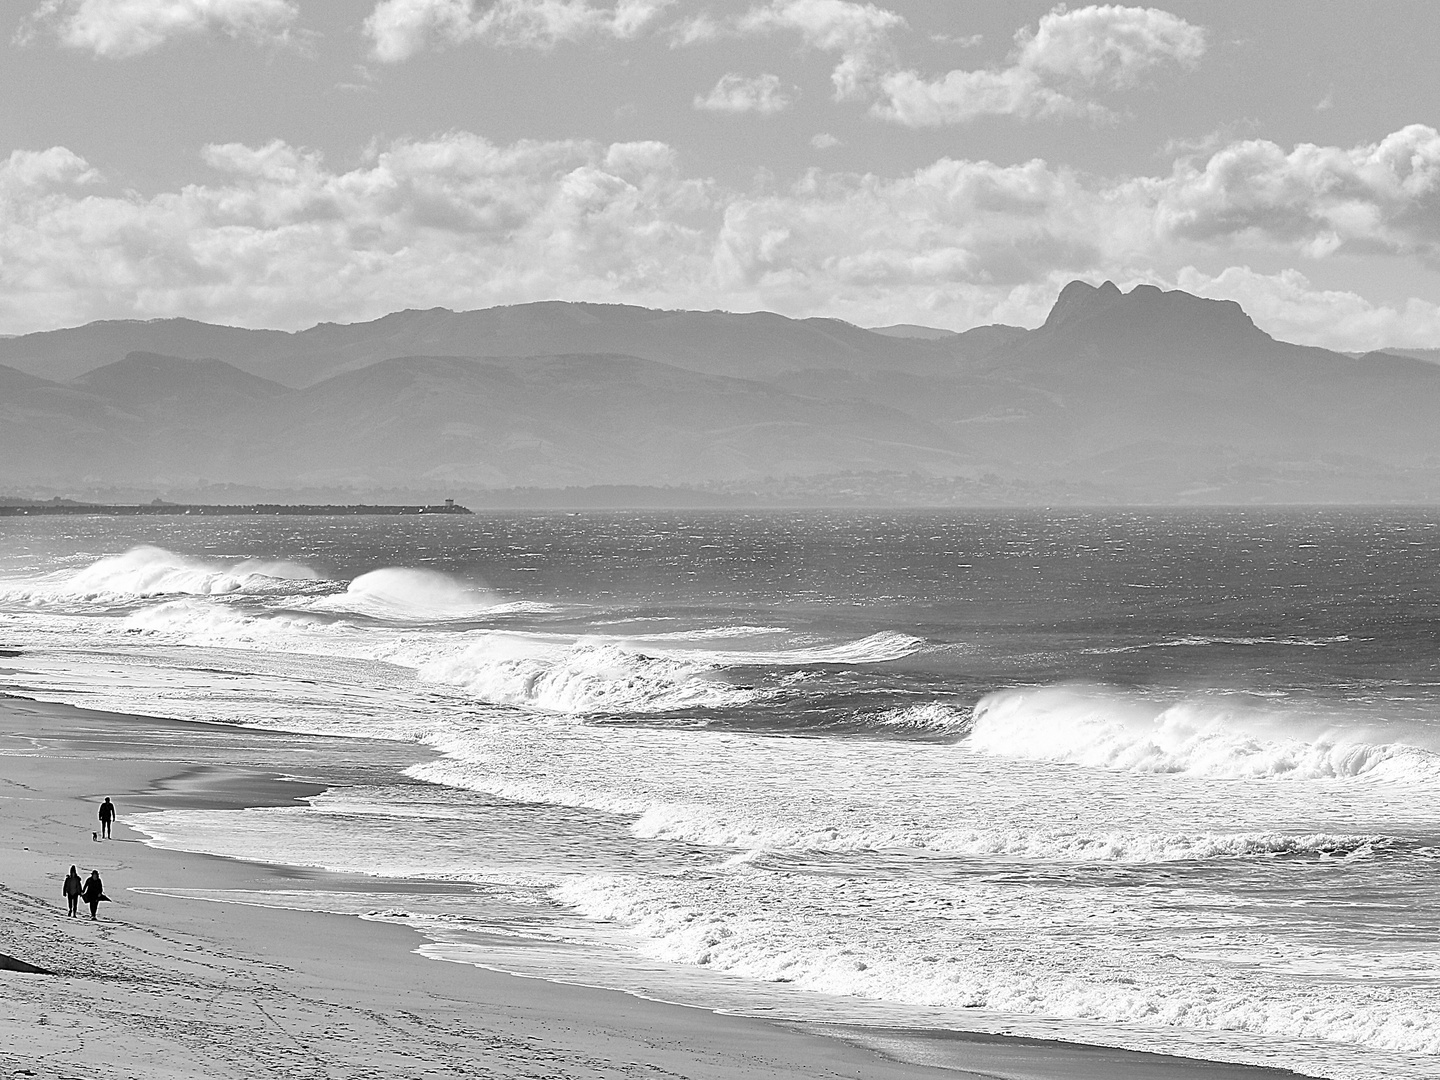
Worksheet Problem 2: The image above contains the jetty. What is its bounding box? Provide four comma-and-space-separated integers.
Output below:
0, 499, 473, 517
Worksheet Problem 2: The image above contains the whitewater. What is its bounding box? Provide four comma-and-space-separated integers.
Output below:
2, 508, 1438, 1080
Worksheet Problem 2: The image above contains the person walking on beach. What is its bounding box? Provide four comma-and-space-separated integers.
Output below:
98, 797, 115, 839
80, 870, 105, 920
62, 866, 82, 918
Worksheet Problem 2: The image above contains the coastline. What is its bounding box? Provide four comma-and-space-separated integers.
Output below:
0, 692, 1309, 1079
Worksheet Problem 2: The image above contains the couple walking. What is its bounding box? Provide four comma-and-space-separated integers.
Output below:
64, 797, 117, 919
63, 867, 107, 919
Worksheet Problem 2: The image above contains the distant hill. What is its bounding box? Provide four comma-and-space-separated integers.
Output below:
0, 319, 291, 384
0, 304, 1012, 388
1370, 347, 1440, 365
3, 284, 1440, 504
869, 323, 958, 340
0, 349, 968, 491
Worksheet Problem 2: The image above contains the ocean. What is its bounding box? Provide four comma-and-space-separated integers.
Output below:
2, 509, 1438, 1079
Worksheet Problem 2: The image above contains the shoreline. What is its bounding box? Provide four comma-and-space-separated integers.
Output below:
0, 692, 1309, 1079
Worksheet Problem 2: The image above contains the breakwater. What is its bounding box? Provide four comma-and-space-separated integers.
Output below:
0, 501, 472, 517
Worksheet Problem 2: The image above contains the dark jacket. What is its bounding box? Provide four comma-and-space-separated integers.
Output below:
63, 872, 82, 898
80, 873, 104, 903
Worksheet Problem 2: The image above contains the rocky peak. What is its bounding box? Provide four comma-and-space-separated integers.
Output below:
1041, 280, 1123, 330
1040, 280, 1265, 343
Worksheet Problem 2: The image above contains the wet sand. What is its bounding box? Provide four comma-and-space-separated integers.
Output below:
0, 694, 1308, 1079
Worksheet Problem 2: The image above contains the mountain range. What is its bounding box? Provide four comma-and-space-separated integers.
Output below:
2, 282, 1438, 505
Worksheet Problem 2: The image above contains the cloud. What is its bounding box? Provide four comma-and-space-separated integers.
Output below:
1, 127, 1438, 349
1176, 266, 1440, 352
877, 67, 1098, 126
1153, 124, 1440, 261
929, 32, 983, 47
0, 134, 716, 333
694, 73, 795, 115
1015, 4, 1205, 87
16, 0, 299, 57
689, 0, 905, 100
0, 133, 1122, 336
0, 147, 103, 195
876, 4, 1205, 126
365, 0, 672, 62
709, 155, 1114, 317
810, 132, 841, 149
667, 11, 721, 45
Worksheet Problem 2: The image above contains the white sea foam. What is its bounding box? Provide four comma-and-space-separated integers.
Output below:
124, 599, 332, 642
968, 686, 1440, 783
418, 634, 757, 713
631, 626, 790, 641
555, 871, 1440, 1060
130, 807, 566, 888
685, 630, 925, 667
1084, 635, 1352, 654
412, 752, 1381, 862
632, 809, 1382, 862
411, 628, 920, 714
0, 545, 323, 603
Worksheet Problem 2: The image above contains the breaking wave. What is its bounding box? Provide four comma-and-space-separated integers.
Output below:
125, 599, 331, 642
865, 702, 971, 736
968, 686, 1440, 783
418, 634, 757, 713
306, 567, 497, 622
412, 630, 922, 714
0, 545, 323, 603
686, 630, 924, 667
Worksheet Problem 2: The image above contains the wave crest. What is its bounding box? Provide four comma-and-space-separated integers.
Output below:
308, 567, 496, 622
866, 702, 971, 736
418, 635, 757, 713
1, 546, 324, 604
968, 686, 1440, 782
124, 599, 328, 642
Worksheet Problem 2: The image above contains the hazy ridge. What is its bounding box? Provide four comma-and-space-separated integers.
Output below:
3, 282, 1439, 505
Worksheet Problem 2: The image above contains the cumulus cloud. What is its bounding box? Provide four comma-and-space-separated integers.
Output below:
0, 147, 103, 195
1, 127, 1438, 348
16, 0, 299, 57
0, 134, 716, 333
365, 0, 671, 62
694, 73, 794, 114
680, 0, 904, 100
810, 132, 841, 149
876, 4, 1205, 126
1154, 124, 1440, 261
1176, 266, 1440, 352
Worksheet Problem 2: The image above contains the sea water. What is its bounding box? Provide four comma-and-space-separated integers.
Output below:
1, 509, 1438, 1079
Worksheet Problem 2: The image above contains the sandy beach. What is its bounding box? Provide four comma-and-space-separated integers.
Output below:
0, 693, 1308, 1079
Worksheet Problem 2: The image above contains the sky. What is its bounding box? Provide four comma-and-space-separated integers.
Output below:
2, 0, 1439, 349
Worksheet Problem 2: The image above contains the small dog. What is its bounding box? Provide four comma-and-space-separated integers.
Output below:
92, 831, 98, 842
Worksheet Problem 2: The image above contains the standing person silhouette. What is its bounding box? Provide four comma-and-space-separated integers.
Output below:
80, 870, 105, 920
98, 797, 115, 839
62, 866, 82, 918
